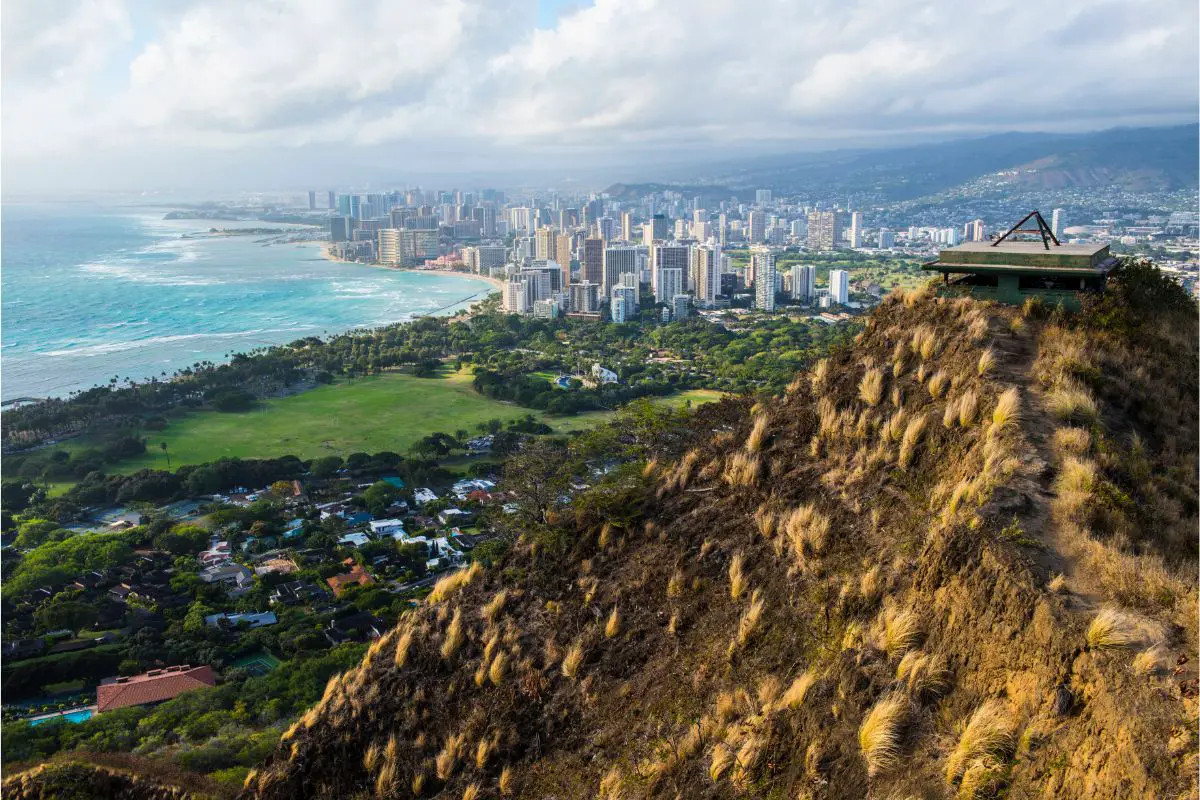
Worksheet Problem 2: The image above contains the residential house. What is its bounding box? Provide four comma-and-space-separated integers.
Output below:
269, 580, 327, 606
197, 541, 232, 568
199, 563, 255, 596
253, 554, 299, 576
338, 532, 370, 548
1, 639, 46, 660
437, 508, 468, 526
369, 519, 405, 537
414, 488, 439, 505
324, 613, 387, 645
326, 564, 374, 598
96, 665, 218, 713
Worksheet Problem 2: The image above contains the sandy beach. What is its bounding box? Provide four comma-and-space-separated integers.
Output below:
314, 242, 507, 291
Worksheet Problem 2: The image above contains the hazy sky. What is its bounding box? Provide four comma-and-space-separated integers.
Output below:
3, 0, 1197, 195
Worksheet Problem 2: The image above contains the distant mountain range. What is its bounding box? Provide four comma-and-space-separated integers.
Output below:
606, 124, 1198, 203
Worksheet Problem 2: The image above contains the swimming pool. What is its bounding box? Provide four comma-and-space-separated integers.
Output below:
29, 708, 94, 726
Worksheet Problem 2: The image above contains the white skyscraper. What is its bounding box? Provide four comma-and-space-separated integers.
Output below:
690, 245, 722, 306
752, 250, 776, 311
657, 268, 683, 307
611, 285, 636, 323
602, 245, 639, 296
651, 243, 690, 294
877, 229, 895, 249
830, 269, 850, 305
791, 264, 816, 302
1051, 208, 1065, 239
755, 189, 772, 206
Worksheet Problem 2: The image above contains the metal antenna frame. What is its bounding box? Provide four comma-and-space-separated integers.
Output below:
991, 210, 1061, 250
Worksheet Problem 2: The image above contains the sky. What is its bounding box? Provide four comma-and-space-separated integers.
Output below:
3, 0, 1197, 195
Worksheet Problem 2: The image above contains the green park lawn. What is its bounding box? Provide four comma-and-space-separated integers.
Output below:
84, 371, 728, 475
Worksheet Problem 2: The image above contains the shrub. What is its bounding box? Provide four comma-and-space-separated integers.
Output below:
858, 694, 908, 776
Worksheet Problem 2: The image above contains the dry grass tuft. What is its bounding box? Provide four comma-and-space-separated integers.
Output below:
393, 628, 415, 669
709, 743, 734, 781
881, 606, 922, 658
942, 395, 960, 428
488, 651, 509, 684
896, 650, 950, 698
746, 413, 770, 453
1047, 381, 1099, 424
927, 370, 948, 398
859, 368, 885, 407
729, 553, 749, 600
597, 767, 624, 800
945, 701, 1016, 785
858, 694, 909, 776
898, 414, 929, 469
1132, 644, 1170, 676
440, 608, 465, 660
667, 568, 686, 599
1053, 456, 1096, 521
435, 733, 466, 781
1048, 573, 1067, 594
604, 606, 622, 639
1086, 606, 1161, 650
724, 452, 762, 487
777, 670, 816, 711
482, 589, 508, 624
562, 639, 584, 678
811, 358, 830, 392
730, 589, 765, 653
957, 390, 979, 427
598, 522, 615, 549
427, 562, 483, 604
977, 348, 996, 377
462, 784, 481, 800
499, 766, 515, 795
1051, 427, 1091, 457
989, 387, 1020, 435
757, 675, 783, 710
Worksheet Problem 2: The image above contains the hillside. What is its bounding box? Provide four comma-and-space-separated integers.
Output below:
6, 267, 1197, 799
650, 124, 1199, 200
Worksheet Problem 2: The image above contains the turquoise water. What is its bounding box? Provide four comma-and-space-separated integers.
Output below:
30, 708, 95, 726
1, 204, 494, 401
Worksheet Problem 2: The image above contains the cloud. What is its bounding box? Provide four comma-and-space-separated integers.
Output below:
2, 0, 1196, 192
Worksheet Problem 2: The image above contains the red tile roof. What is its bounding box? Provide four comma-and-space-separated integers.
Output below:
326, 564, 374, 597
96, 665, 218, 713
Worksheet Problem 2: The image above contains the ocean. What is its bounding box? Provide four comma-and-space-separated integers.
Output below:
1, 204, 495, 401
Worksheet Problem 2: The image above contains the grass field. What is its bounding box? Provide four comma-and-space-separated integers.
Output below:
80, 372, 728, 475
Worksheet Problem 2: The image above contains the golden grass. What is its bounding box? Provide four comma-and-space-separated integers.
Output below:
723, 452, 761, 487
927, 369, 948, 399
1053, 456, 1096, 521
957, 390, 979, 427
989, 387, 1020, 435
881, 606, 922, 658
709, 743, 734, 781
977, 348, 996, 377
898, 414, 929, 469
1048, 573, 1067, 594
435, 733, 466, 780
462, 783, 481, 800
944, 701, 1015, 785
730, 589, 765, 653
859, 367, 885, 407
440, 608, 464, 660
754, 506, 777, 537
757, 675, 783, 710
858, 694, 909, 776
729, 553, 748, 600
1086, 606, 1160, 650
746, 414, 770, 453
598, 522, 614, 549
1051, 426, 1091, 458
482, 589, 508, 625
604, 606, 622, 639
597, 767, 624, 800
911, 325, 935, 359
859, 564, 883, 606
896, 650, 950, 698
488, 651, 509, 684
811, 358, 830, 392
667, 568, 685, 599
777, 670, 816, 711
1132, 644, 1170, 676
882, 408, 908, 442
499, 766, 515, 795
559, 638, 583, 676
942, 396, 960, 428
1047, 382, 1099, 424
427, 562, 483, 604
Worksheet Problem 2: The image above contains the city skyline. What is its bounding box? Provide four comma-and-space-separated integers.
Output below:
4, 0, 1198, 195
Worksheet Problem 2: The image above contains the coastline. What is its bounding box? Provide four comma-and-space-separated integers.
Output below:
313, 242, 508, 292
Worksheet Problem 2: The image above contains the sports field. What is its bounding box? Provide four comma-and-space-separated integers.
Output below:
87, 370, 726, 474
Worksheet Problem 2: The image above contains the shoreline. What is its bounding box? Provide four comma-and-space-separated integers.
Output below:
313, 242, 507, 294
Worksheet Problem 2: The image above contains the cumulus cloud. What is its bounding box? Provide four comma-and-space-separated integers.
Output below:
2, 0, 1196, 191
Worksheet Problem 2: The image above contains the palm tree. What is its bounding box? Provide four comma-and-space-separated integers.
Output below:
160, 442, 171, 470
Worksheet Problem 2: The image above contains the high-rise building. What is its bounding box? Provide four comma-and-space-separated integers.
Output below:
848, 212, 864, 248
650, 214, 669, 241
477, 245, 507, 273
610, 285, 636, 323
307, 191, 316, 210
330, 216, 352, 243
651, 243, 690, 294
755, 189, 772, 205
327, 190, 336, 210
878, 229, 896, 249
690, 245, 722, 306
963, 219, 986, 242
656, 268, 683, 306
791, 264, 816, 302
556, 234, 573, 286
807, 211, 844, 250
503, 279, 530, 314
598, 216, 615, 242
752, 250, 776, 311
582, 238, 604, 286
602, 245, 639, 296
377, 229, 401, 265
532, 299, 559, 319
1051, 208, 1065, 239
535, 227, 555, 261
620, 211, 635, 242
747, 210, 766, 243
569, 281, 600, 313
518, 268, 553, 302
830, 269, 850, 305
671, 294, 690, 321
